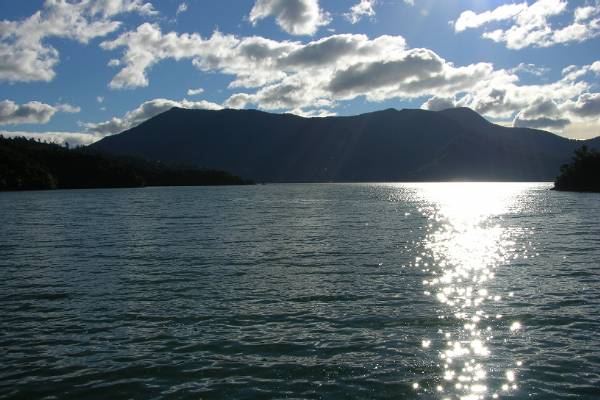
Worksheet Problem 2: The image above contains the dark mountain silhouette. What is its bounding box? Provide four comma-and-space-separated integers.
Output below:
0, 136, 251, 191
89, 107, 600, 182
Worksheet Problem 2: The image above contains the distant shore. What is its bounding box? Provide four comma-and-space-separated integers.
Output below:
552, 146, 600, 192
0, 136, 252, 191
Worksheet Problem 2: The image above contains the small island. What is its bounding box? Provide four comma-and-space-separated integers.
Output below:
553, 145, 600, 192
0, 136, 252, 191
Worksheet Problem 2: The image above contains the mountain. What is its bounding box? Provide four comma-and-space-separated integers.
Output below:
89, 107, 599, 182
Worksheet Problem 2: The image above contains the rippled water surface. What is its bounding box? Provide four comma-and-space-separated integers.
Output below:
1, 183, 599, 399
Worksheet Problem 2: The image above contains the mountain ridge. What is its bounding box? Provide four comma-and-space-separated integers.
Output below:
90, 107, 599, 182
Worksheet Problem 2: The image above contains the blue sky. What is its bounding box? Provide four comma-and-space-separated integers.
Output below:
1, 0, 599, 145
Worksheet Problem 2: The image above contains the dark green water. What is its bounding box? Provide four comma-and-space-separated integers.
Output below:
1, 183, 599, 399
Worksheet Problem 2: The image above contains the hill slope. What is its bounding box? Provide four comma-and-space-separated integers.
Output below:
90, 107, 598, 182
0, 136, 250, 191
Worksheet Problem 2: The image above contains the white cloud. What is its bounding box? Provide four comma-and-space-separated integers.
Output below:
419, 58, 600, 135
224, 93, 254, 109
0, 99, 79, 125
101, 22, 600, 137
454, 2, 528, 32
0, 100, 56, 125
574, 5, 597, 22
56, 103, 81, 113
187, 87, 204, 96
513, 98, 570, 130
455, 76, 587, 120
97, 96, 105, 103
176, 2, 188, 16
0, 0, 156, 83
0, 130, 100, 146
84, 97, 222, 134
562, 60, 600, 81
104, 24, 500, 110
454, 0, 600, 50
563, 92, 600, 118
509, 62, 549, 77
421, 96, 457, 111
108, 58, 121, 67
101, 24, 258, 89
101, 24, 406, 90
248, 0, 330, 36
87, 0, 157, 18
287, 108, 336, 117
344, 0, 376, 24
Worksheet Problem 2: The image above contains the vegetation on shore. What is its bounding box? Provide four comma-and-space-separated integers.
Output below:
0, 136, 252, 191
553, 145, 600, 192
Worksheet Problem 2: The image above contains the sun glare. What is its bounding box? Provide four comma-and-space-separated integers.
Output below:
412, 182, 529, 399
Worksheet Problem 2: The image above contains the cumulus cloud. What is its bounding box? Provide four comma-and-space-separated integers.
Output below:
562, 60, 600, 81
454, 2, 528, 32
84, 97, 222, 134
56, 103, 82, 113
344, 0, 376, 24
325, 49, 503, 104
327, 49, 439, 96
100, 24, 277, 89
0, 130, 101, 146
100, 20, 600, 137
509, 62, 549, 77
224, 93, 254, 109
0, 0, 156, 83
421, 96, 457, 111
248, 0, 330, 36
108, 58, 121, 67
101, 24, 406, 90
0, 100, 56, 125
575, 5, 597, 22
454, 0, 600, 50
457, 67, 600, 133
463, 84, 577, 120
0, 100, 79, 125
104, 22, 514, 111
287, 108, 336, 117
564, 93, 600, 118
187, 87, 204, 96
513, 98, 570, 130
103, 21, 593, 124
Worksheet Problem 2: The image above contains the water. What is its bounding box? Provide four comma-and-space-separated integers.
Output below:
1, 183, 599, 399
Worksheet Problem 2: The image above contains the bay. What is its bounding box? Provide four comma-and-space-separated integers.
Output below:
1, 183, 599, 399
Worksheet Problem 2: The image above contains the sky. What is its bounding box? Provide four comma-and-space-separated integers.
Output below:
1, 0, 599, 146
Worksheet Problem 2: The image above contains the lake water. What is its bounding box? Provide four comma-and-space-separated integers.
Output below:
1, 183, 599, 399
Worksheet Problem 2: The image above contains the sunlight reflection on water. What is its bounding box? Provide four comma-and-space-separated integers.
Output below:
412, 183, 531, 400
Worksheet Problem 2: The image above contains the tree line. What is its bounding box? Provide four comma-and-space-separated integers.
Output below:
0, 136, 252, 191
553, 145, 600, 192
